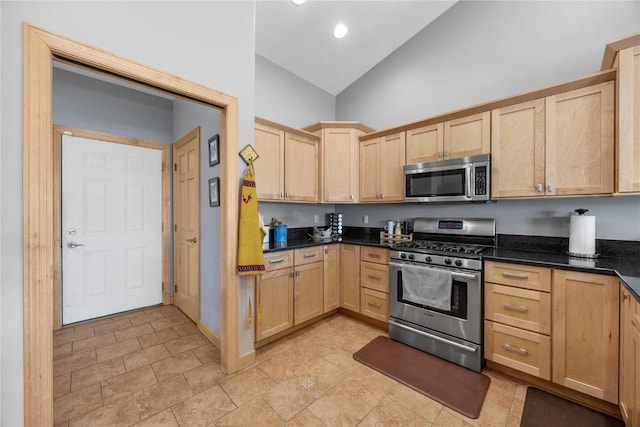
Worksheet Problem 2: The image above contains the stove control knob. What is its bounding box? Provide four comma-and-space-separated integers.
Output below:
444, 258, 452, 265
455, 260, 462, 267
400, 253, 407, 259
408, 254, 415, 260
425, 256, 432, 263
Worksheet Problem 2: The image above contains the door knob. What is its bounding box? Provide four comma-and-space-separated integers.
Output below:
67, 241, 85, 249
186, 237, 197, 243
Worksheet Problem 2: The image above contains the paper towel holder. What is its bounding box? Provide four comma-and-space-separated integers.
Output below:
566, 208, 600, 259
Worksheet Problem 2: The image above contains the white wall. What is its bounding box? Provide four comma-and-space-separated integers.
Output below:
0, 2, 255, 424
255, 54, 336, 127
172, 99, 223, 335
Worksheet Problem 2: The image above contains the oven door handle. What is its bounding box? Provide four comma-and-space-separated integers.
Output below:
451, 272, 478, 280
390, 262, 478, 281
389, 320, 478, 354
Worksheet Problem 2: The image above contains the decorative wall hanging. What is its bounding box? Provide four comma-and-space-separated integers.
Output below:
208, 134, 219, 167
209, 177, 220, 207
239, 144, 259, 165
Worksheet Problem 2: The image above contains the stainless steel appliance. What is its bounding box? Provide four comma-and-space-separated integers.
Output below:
389, 217, 496, 372
404, 154, 490, 203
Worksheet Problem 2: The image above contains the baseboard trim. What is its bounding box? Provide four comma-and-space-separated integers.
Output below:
238, 350, 256, 369
197, 320, 221, 350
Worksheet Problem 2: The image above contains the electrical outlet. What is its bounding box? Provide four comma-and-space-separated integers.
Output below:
314, 214, 319, 224
363, 215, 369, 224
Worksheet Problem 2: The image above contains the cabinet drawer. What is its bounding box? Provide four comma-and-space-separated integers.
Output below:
360, 288, 389, 322
263, 251, 293, 271
294, 247, 324, 266
361, 247, 389, 264
485, 283, 551, 334
485, 261, 551, 292
485, 320, 551, 380
361, 261, 389, 293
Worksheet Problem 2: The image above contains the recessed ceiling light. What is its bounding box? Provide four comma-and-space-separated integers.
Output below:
291, 0, 306, 5
333, 23, 348, 39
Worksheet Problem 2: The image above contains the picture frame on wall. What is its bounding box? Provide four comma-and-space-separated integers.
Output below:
209, 177, 220, 207
208, 134, 219, 167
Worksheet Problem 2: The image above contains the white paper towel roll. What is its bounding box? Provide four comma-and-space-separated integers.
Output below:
569, 215, 596, 255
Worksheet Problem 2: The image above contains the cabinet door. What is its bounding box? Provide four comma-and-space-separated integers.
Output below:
322, 128, 358, 202
254, 123, 285, 200
285, 132, 318, 202
360, 288, 389, 323
491, 99, 545, 198
406, 123, 444, 164
443, 111, 490, 159
552, 270, 619, 403
323, 245, 340, 312
255, 268, 293, 341
617, 45, 640, 193
359, 138, 380, 202
379, 132, 406, 202
294, 261, 324, 325
545, 81, 614, 196
620, 287, 636, 425
340, 244, 361, 312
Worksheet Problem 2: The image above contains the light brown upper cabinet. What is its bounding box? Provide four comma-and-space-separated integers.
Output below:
492, 81, 614, 198
405, 112, 490, 164
304, 122, 374, 203
615, 45, 640, 193
254, 117, 319, 202
360, 132, 406, 202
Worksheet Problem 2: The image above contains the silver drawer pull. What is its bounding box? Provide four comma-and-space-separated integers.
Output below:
502, 271, 529, 279
303, 253, 317, 258
368, 301, 381, 308
502, 344, 529, 356
269, 258, 285, 264
368, 253, 381, 258
367, 275, 381, 280
503, 303, 529, 313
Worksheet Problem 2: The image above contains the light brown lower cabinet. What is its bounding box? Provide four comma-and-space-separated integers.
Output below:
255, 259, 294, 342
294, 261, 324, 324
361, 287, 389, 323
323, 245, 340, 312
340, 244, 361, 312
620, 284, 640, 426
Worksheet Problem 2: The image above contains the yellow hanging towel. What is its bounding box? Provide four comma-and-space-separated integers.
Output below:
237, 162, 266, 275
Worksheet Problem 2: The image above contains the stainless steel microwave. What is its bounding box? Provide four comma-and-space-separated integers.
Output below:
404, 154, 490, 203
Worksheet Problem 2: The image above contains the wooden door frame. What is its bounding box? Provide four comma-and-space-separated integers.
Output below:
52, 126, 172, 329
23, 23, 240, 425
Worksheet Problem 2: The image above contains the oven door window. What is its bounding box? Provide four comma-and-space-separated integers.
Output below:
397, 272, 468, 319
406, 168, 466, 198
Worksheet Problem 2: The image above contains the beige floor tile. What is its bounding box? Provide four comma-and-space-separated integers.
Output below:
338, 366, 395, 406
54, 327, 95, 347
134, 375, 194, 420
133, 409, 178, 426
54, 343, 73, 360
257, 352, 309, 382
115, 323, 154, 342
284, 409, 326, 427
321, 346, 362, 373
172, 322, 198, 337
152, 350, 201, 382
53, 384, 103, 425
483, 370, 517, 409
214, 397, 284, 427
359, 396, 431, 426
150, 316, 186, 332
192, 344, 221, 364
102, 365, 159, 403
54, 350, 97, 377
74, 316, 118, 331
219, 366, 277, 406
72, 333, 117, 354
54, 373, 72, 398
128, 310, 165, 326
387, 381, 444, 422
71, 357, 126, 391
68, 396, 139, 427
506, 383, 527, 427
162, 309, 191, 323
307, 384, 374, 426
171, 384, 237, 425
94, 318, 133, 336
183, 362, 226, 394
138, 328, 180, 348
164, 333, 207, 356
432, 408, 475, 427
123, 344, 170, 372
96, 337, 141, 363
262, 376, 323, 421
255, 338, 296, 364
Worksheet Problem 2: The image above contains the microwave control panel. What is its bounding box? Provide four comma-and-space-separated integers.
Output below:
474, 166, 487, 195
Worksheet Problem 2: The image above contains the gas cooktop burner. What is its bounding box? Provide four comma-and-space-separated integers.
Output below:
394, 240, 490, 255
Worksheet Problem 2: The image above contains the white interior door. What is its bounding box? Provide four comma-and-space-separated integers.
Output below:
62, 135, 163, 324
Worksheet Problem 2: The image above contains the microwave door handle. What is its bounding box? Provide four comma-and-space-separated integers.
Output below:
465, 164, 473, 200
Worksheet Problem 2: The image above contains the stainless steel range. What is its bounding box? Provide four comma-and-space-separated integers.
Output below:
389, 217, 496, 372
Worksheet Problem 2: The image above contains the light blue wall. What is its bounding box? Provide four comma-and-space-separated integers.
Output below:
173, 99, 223, 335
0, 2, 256, 424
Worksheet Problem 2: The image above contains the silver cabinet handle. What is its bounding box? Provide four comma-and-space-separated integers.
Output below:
269, 258, 284, 264
186, 237, 197, 243
67, 241, 85, 249
280, 192, 284, 198
503, 303, 529, 313
623, 293, 630, 301
285, 191, 290, 198
367, 253, 380, 258
303, 253, 316, 258
502, 344, 529, 356
547, 184, 554, 192
536, 183, 543, 193
443, 151, 449, 158
367, 275, 381, 280
502, 271, 529, 279
437, 152, 443, 159
368, 301, 381, 308
350, 194, 354, 201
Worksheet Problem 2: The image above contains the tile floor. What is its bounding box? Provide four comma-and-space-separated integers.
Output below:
54, 305, 527, 426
